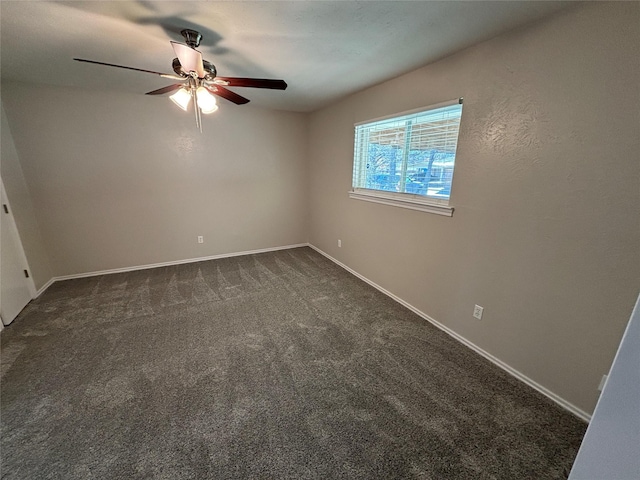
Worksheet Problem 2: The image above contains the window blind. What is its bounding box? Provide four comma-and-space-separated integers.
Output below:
352, 99, 463, 203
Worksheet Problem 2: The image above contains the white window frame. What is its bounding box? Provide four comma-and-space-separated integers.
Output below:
349, 98, 463, 217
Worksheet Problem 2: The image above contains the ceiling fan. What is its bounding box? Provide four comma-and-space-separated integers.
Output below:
74, 29, 287, 131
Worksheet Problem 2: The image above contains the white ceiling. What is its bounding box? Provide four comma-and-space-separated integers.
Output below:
1, 1, 571, 112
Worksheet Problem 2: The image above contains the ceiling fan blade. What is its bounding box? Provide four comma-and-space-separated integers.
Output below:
74, 58, 173, 77
215, 77, 288, 90
206, 85, 250, 105
171, 42, 205, 78
145, 84, 184, 96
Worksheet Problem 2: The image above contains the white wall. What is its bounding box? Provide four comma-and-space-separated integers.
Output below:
1, 102, 53, 290
307, 2, 640, 415
2, 84, 309, 277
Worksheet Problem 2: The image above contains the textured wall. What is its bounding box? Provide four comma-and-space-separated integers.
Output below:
2, 84, 308, 277
307, 2, 640, 415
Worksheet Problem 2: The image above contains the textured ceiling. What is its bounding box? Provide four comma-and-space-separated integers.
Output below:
0, 1, 571, 112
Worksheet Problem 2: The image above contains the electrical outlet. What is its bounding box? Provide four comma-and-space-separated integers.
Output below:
338, 239, 342, 248
473, 304, 484, 320
197, 236, 204, 244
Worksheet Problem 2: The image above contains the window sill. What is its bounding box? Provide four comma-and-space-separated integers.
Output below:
348, 190, 454, 217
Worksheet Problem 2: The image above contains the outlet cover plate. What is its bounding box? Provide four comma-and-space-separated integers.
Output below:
598, 374, 608, 392
473, 305, 484, 320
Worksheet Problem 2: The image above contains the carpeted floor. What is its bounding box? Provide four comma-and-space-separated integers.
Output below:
1, 247, 585, 479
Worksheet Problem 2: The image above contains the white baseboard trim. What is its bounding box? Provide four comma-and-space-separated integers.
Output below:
35, 277, 56, 298
37, 243, 309, 288
308, 243, 591, 423
31, 242, 591, 421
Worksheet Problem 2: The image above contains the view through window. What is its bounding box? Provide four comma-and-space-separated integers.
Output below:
352, 99, 463, 205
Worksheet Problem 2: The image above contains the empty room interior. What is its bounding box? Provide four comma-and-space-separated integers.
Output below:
1, 1, 639, 479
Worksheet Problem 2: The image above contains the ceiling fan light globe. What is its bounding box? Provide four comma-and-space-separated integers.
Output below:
196, 86, 217, 114
200, 104, 218, 114
170, 88, 191, 111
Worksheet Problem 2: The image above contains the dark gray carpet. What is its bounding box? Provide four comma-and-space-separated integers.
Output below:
1, 247, 585, 479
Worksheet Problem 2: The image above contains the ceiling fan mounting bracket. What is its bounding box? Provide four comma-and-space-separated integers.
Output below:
181, 29, 202, 49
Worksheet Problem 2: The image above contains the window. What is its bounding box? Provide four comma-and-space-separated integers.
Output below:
350, 98, 463, 216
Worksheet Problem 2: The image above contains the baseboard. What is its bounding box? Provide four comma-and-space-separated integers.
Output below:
31, 241, 591, 421
308, 244, 592, 423
35, 277, 56, 298
38, 243, 309, 288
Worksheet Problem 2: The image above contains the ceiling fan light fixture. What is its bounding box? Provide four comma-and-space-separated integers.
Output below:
170, 87, 191, 111
74, 29, 287, 130
196, 87, 218, 114
200, 104, 219, 114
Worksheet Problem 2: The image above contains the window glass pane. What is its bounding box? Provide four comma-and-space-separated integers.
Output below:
353, 101, 462, 202
363, 144, 404, 193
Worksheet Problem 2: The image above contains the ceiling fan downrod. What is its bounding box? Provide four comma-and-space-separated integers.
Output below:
181, 29, 202, 49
